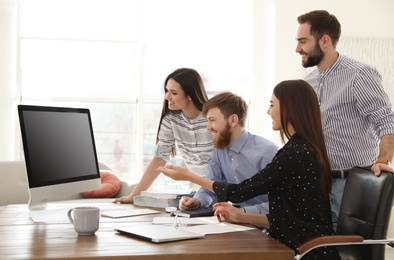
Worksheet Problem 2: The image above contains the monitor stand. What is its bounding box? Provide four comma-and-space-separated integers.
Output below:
28, 198, 48, 211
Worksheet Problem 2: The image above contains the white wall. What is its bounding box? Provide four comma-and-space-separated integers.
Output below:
1, 0, 394, 239
271, 0, 394, 239
0, 0, 16, 160
274, 0, 394, 83
1, 0, 394, 159
247, 0, 394, 142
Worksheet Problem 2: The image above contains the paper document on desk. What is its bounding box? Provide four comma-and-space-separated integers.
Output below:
29, 208, 69, 223
152, 216, 219, 225
29, 201, 135, 223
182, 222, 256, 235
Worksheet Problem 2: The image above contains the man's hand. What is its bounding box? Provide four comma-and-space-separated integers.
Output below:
371, 163, 394, 176
179, 196, 200, 210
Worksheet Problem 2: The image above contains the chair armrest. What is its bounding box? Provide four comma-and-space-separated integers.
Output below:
98, 160, 114, 171
295, 236, 394, 259
297, 235, 364, 255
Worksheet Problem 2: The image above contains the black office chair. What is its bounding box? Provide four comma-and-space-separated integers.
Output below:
294, 167, 394, 260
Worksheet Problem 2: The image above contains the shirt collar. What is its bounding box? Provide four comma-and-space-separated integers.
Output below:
319, 53, 343, 78
180, 111, 203, 123
228, 130, 249, 153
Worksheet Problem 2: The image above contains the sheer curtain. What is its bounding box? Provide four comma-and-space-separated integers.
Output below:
0, 0, 17, 160
13, 0, 261, 184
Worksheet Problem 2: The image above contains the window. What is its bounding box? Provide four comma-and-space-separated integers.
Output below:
17, 0, 254, 186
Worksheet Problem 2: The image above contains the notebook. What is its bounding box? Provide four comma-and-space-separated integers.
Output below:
115, 225, 204, 243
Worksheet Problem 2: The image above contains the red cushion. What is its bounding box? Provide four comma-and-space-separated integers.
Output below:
82, 170, 121, 198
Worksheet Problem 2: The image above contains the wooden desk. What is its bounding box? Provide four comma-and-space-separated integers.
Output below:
0, 200, 294, 260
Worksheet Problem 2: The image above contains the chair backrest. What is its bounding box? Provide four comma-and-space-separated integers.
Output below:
0, 161, 30, 206
337, 167, 394, 260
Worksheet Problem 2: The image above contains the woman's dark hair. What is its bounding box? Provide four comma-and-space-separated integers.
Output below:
156, 68, 208, 156
273, 79, 332, 198
297, 10, 341, 47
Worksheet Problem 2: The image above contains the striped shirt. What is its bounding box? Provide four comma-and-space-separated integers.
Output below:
154, 111, 213, 176
305, 54, 394, 170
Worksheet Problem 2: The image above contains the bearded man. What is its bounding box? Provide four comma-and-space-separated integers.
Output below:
177, 91, 279, 214
295, 10, 394, 223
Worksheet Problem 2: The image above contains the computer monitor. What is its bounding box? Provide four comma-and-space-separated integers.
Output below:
17, 105, 102, 210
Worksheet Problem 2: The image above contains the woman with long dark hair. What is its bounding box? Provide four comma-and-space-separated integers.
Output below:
114, 68, 213, 203
159, 80, 340, 259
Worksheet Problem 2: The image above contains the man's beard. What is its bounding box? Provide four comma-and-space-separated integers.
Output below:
213, 123, 232, 150
301, 42, 324, 68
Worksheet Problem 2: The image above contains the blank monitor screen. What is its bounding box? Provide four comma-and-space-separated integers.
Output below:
18, 105, 101, 209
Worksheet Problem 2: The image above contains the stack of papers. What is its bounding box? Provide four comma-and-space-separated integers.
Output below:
140, 190, 194, 198
133, 190, 195, 208
152, 216, 255, 235
152, 216, 220, 225
115, 214, 257, 244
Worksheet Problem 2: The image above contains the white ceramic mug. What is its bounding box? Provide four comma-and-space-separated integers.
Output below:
67, 206, 100, 235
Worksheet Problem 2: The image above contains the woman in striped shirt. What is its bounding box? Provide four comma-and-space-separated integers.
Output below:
114, 68, 213, 204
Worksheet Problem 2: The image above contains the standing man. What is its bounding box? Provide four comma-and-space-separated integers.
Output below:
295, 10, 394, 221
178, 92, 279, 214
